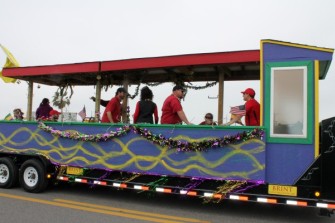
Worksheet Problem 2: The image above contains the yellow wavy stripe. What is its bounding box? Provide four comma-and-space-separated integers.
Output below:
160, 160, 264, 178
163, 139, 265, 167
1, 126, 265, 179
2, 145, 264, 179
172, 135, 218, 142
163, 148, 264, 170
0, 127, 58, 146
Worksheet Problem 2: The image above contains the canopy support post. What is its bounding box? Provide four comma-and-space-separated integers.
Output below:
122, 77, 129, 123
218, 71, 225, 125
95, 74, 102, 122
27, 81, 34, 121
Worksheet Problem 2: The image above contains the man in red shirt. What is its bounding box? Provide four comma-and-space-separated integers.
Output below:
161, 86, 192, 125
241, 88, 260, 126
101, 87, 127, 123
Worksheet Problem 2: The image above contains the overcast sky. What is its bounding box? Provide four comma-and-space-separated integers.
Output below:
0, 0, 334, 124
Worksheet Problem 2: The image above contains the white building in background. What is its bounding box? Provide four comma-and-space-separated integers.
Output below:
31, 112, 78, 122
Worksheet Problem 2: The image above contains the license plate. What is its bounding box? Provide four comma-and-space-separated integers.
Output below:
268, 184, 297, 196
66, 166, 83, 175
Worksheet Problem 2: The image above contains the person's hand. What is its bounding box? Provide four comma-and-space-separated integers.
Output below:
90, 96, 96, 101
236, 120, 244, 125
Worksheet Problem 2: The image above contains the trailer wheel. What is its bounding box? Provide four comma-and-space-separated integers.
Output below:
19, 159, 48, 193
0, 157, 19, 188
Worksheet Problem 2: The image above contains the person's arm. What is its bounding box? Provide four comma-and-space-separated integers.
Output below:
224, 115, 242, 126
100, 99, 109, 107
170, 98, 191, 125
90, 97, 109, 107
107, 111, 114, 123
177, 110, 192, 125
106, 99, 116, 123
133, 102, 140, 124
153, 105, 159, 124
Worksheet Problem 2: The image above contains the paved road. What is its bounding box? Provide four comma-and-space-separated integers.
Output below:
0, 183, 334, 223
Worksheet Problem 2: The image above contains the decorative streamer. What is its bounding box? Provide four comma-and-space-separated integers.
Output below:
204, 180, 246, 203
146, 82, 164, 87
182, 178, 204, 191
146, 177, 168, 191
128, 84, 140, 99
123, 173, 141, 183
38, 122, 264, 152
184, 81, 217, 90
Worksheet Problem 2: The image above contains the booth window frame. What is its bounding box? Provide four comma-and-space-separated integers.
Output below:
265, 61, 313, 144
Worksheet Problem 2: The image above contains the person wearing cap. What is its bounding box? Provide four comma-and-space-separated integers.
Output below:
49, 109, 61, 122
241, 88, 260, 126
199, 113, 217, 125
101, 87, 127, 123
161, 85, 192, 125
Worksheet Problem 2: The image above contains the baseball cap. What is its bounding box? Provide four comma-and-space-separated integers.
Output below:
49, 110, 61, 116
241, 88, 255, 97
173, 85, 185, 92
116, 87, 128, 94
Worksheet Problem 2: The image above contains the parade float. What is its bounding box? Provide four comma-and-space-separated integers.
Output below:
0, 40, 334, 216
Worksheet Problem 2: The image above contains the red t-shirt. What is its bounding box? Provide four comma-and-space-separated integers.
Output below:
161, 94, 183, 124
101, 96, 121, 123
245, 98, 260, 126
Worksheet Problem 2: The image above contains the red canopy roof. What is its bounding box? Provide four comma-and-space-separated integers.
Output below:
3, 50, 260, 86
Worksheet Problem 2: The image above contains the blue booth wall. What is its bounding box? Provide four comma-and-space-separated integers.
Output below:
265, 143, 315, 184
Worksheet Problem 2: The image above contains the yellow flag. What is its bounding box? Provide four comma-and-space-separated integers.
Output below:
4, 113, 13, 121
0, 44, 20, 83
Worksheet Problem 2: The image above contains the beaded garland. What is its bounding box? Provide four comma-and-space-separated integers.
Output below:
38, 122, 264, 152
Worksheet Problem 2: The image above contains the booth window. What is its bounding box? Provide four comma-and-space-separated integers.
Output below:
265, 61, 313, 144
271, 67, 307, 137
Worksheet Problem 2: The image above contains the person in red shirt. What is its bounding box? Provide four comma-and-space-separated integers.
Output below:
49, 109, 61, 122
101, 87, 128, 123
241, 88, 260, 126
161, 85, 192, 125
133, 86, 159, 124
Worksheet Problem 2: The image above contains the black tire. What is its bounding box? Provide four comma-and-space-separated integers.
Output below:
19, 159, 48, 193
0, 157, 19, 188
